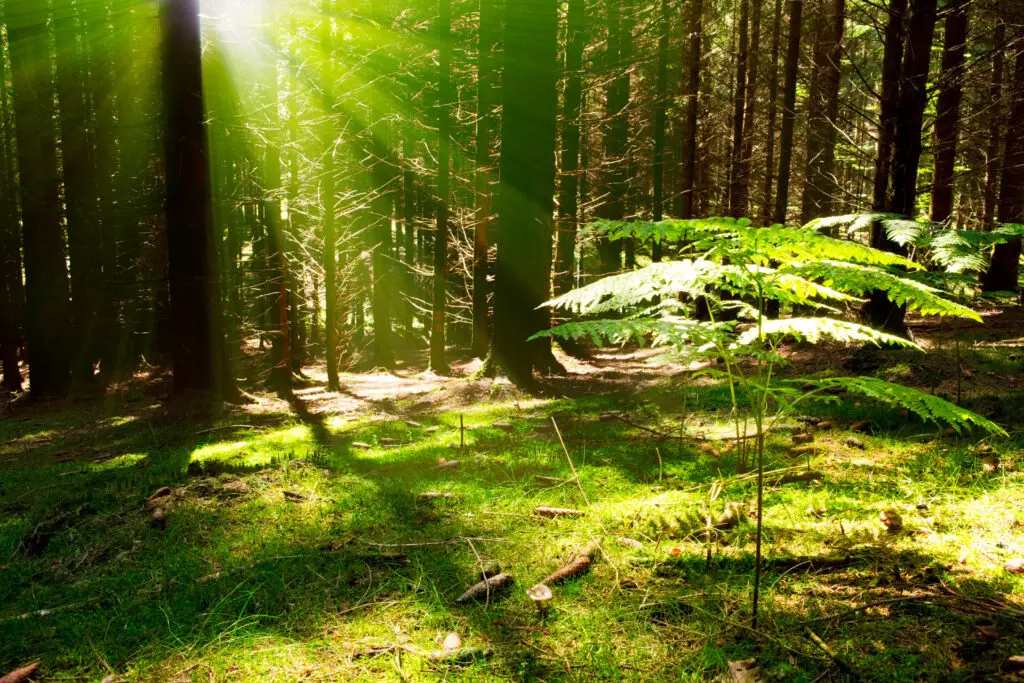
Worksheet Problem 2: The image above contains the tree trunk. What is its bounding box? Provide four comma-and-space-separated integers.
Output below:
7, 1, 73, 398
983, 43, 1024, 292
161, 0, 230, 396
681, 0, 703, 219
728, 0, 750, 218
889, 0, 938, 218
868, 0, 937, 334
652, 0, 669, 252
370, 117, 394, 369
432, 0, 452, 373
982, 19, 1004, 229
597, 0, 631, 272
736, 0, 764, 220
54, 3, 102, 389
800, 0, 845, 223
321, 0, 340, 391
773, 0, 803, 223
929, 0, 968, 223
493, 0, 559, 386
761, 0, 783, 224
472, 0, 497, 357
557, 0, 586, 287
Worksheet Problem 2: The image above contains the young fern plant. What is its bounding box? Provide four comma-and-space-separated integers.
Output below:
533, 217, 1006, 628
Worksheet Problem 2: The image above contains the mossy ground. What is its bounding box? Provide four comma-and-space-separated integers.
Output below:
1, 329, 1023, 681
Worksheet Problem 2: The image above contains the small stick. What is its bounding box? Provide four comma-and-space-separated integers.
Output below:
552, 417, 589, 507
806, 628, 859, 678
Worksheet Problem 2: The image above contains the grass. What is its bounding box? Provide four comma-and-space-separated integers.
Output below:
1, 349, 1023, 681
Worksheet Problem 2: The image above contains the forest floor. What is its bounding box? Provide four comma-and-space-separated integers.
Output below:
2, 309, 1024, 682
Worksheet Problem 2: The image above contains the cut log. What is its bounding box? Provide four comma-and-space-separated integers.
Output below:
816, 420, 834, 430
790, 445, 816, 456
379, 437, 401, 447
351, 442, 373, 450
455, 572, 514, 603
534, 507, 584, 519
405, 421, 424, 428
492, 422, 515, 432
0, 662, 40, 683
792, 433, 814, 445
843, 436, 866, 449
850, 420, 872, 433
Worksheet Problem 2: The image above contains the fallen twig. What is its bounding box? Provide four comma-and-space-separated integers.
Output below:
806, 628, 859, 678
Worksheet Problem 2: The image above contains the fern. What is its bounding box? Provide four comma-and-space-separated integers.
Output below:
783, 261, 982, 320
800, 377, 1007, 436
734, 317, 920, 349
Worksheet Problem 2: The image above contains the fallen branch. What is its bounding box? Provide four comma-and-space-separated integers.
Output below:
534, 507, 585, 519
455, 573, 514, 603
805, 628, 859, 678
770, 471, 824, 486
541, 541, 601, 585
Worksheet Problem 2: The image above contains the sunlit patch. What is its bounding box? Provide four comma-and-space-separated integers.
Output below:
190, 425, 314, 465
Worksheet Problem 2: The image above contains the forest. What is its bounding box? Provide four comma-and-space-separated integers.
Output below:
0, 0, 1023, 679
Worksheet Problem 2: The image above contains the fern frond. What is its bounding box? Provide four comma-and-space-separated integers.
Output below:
784, 261, 981, 320
802, 377, 1007, 435
535, 317, 732, 349
734, 318, 920, 349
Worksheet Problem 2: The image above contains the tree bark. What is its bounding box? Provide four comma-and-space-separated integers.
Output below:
493, 0, 559, 386
7, 0, 73, 398
761, 0, 783, 224
652, 0, 669, 254
773, 0, 803, 223
982, 19, 1005, 229
321, 0, 340, 391
432, 0, 452, 373
889, 0, 938, 218
597, 0, 631, 272
161, 0, 230, 396
54, 2, 102, 389
800, 0, 845, 223
929, 0, 968, 223
983, 43, 1024, 292
680, 0, 703, 219
736, 0, 764, 220
472, 0, 498, 357
728, 0, 750, 218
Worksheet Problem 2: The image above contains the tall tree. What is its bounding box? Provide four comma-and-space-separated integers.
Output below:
800, 0, 845, 223
472, 0, 498, 357
7, 0, 72, 398
0, 6, 22, 393
761, 0, 783, 224
597, 0, 632, 273
651, 0, 669, 258
982, 19, 1005, 229
728, 0, 750, 218
868, 0, 938, 334
773, 0, 803, 223
983, 39, 1024, 292
54, 2, 102, 388
680, 0, 703, 219
432, 0, 452, 373
557, 0, 586, 286
493, 0, 559, 385
321, 0, 340, 391
161, 0, 230, 395
870, 0, 907, 213
929, 0, 968, 223
736, 0, 764, 219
